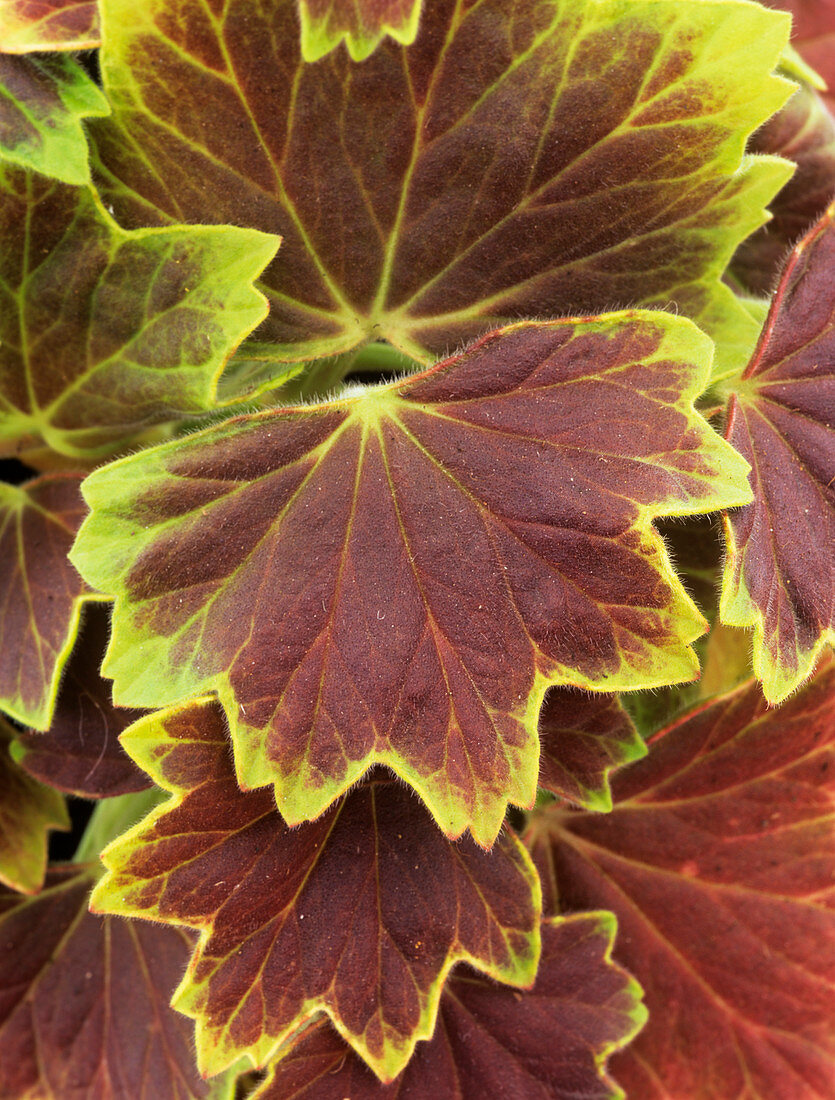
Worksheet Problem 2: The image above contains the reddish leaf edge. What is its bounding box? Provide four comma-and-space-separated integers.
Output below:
720, 200, 835, 703
89, 696, 544, 1081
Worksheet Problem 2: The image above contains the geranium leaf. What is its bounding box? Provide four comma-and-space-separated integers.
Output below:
0, 716, 68, 893
0, 474, 90, 730
91, 0, 792, 378
720, 203, 835, 703
0, 865, 236, 1098
538, 689, 646, 813
0, 167, 279, 461
257, 914, 646, 1100
72, 313, 751, 843
0, 0, 101, 51
11, 603, 150, 797
772, 1, 835, 115
298, 0, 422, 62
90, 698, 542, 1081
526, 663, 835, 1100
732, 81, 835, 296
0, 54, 108, 184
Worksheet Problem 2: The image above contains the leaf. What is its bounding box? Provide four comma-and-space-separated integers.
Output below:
11, 603, 150, 797
298, 0, 422, 62
0, 0, 101, 51
0, 473, 90, 730
0, 54, 108, 184
721, 203, 835, 703
71, 313, 752, 844
0, 166, 279, 461
732, 81, 835, 295
0, 716, 68, 893
772, 1, 835, 115
0, 865, 236, 1099
257, 914, 647, 1100
537, 689, 646, 812
526, 664, 835, 1100
91, 0, 792, 377
90, 698, 542, 1081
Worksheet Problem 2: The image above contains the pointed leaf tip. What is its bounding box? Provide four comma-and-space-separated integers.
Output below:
92, 698, 541, 1080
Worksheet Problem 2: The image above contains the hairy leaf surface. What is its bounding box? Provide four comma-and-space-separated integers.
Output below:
0, 716, 68, 893
72, 314, 751, 842
0, 474, 90, 729
258, 915, 646, 1099
91, 698, 542, 1080
527, 665, 835, 1100
12, 603, 149, 797
0, 53, 107, 184
92, 0, 792, 377
732, 82, 835, 295
537, 689, 646, 812
0, 0, 101, 50
721, 203, 835, 702
298, 0, 422, 61
0, 865, 234, 1099
0, 166, 279, 460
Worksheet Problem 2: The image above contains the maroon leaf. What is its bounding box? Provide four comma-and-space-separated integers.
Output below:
721, 202, 835, 702
0, 715, 68, 893
537, 689, 646, 812
91, 0, 792, 376
12, 603, 150, 797
72, 315, 751, 844
527, 663, 835, 1100
90, 698, 542, 1080
773, 1, 835, 115
0, 0, 101, 51
258, 915, 647, 1100
733, 82, 835, 295
0, 865, 233, 1099
0, 473, 90, 730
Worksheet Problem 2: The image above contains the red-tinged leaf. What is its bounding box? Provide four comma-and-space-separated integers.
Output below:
526, 665, 835, 1100
0, 166, 279, 462
0, 865, 235, 1099
91, 698, 542, 1081
772, 1, 835, 114
0, 54, 108, 185
0, 716, 68, 893
721, 203, 835, 703
298, 0, 421, 61
12, 603, 150, 797
0, 0, 100, 51
537, 689, 646, 812
257, 914, 647, 1100
71, 314, 752, 844
0, 473, 90, 730
732, 82, 835, 295
91, 0, 793, 377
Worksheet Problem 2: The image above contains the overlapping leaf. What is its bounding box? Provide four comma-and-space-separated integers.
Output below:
0, 0, 101, 51
0, 716, 68, 892
527, 664, 835, 1100
537, 689, 645, 812
258, 915, 646, 1099
0, 53, 107, 183
91, 698, 542, 1080
91, 0, 792, 377
0, 473, 90, 729
721, 203, 835, 702
732, 82, 835, 295
72, 314, 751, 843
0, 865, 235, 1099
772, 1, 835, 114
12, 603, 149, 796
298, 0, 422, 61
0, 166, 279, 461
